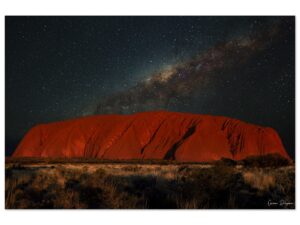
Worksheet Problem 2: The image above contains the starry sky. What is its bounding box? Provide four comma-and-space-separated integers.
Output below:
5, 16, 295, 157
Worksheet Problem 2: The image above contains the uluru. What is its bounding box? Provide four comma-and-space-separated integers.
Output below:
12, 111, 290, 162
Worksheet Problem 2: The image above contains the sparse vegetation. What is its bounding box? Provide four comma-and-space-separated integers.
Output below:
240, 154, 291, 168
5, 156, 294, 209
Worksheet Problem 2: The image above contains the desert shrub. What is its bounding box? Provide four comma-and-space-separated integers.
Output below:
122, 165, 141, 172
123, 174, 177, 208
241, 154, 291, 168
5, 168, 35, 208
242, 170, 275, 191
10, 163, 26, 170
76, 170, 144, 208
181, 165, 243, 208
95, 168, 106, 176
215, 158, 237, 167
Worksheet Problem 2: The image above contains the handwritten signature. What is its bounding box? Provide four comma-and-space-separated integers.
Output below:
267, 200, 294, 207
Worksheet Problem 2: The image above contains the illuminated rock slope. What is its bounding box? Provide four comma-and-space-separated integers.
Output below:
12, 111, 290, 162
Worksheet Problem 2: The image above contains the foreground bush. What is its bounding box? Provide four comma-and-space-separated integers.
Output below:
240, 154, 291, 168
5, 160, 295, 209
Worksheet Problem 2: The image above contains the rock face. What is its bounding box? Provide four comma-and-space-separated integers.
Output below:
12, 111, 290, 162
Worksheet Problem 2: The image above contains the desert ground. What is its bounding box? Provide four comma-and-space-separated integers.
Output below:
5, 156, 295, 209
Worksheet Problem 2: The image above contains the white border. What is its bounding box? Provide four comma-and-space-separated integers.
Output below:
0, 0, 299, 225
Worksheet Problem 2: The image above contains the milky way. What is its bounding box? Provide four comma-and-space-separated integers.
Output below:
95, 20, 288, 114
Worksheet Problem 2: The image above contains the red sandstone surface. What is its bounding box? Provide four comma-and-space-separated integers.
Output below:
12, 111, 290, 162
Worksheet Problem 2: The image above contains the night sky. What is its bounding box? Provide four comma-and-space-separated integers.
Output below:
5, 16, 295, 157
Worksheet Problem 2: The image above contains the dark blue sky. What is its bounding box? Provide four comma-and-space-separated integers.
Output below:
5, 16, 295, 157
